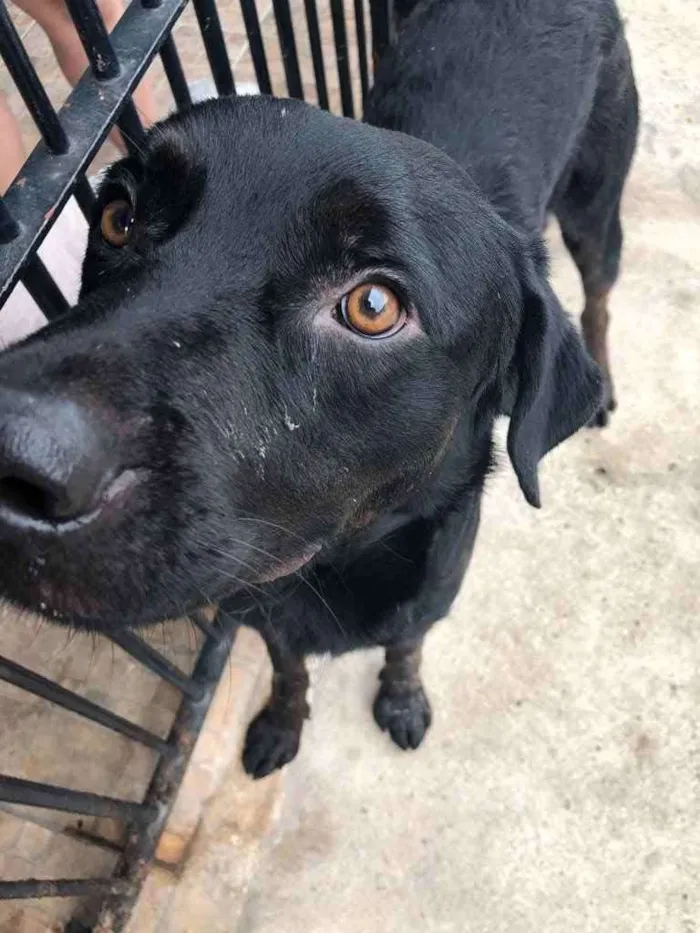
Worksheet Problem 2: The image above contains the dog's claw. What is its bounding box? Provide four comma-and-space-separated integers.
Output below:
373, 683, 432, 750
243, 708, 302, 779
588, 385, 616, 429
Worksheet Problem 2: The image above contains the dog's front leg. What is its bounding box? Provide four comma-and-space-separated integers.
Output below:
373, 638, 432, 750
243, 643, 309, 780
374, 494, 481, 751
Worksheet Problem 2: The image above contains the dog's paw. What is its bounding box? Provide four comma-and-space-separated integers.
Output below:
242, 708, 302, 779
373, 683, 432, 750
588, 384, 617, 428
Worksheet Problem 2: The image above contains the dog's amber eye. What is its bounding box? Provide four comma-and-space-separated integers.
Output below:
340, 284, 404, 338
100, 199, 133, 247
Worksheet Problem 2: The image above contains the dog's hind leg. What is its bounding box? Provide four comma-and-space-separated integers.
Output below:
554, 37, 639, 427
373, 638, 432, 750
243, 644, 309, 779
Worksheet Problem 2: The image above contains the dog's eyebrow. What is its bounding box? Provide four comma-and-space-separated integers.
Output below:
139, 126, 207, 231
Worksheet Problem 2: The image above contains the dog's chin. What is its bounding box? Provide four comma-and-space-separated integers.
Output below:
3, 540, 325, 634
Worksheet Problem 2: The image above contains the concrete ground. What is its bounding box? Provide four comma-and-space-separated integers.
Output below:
0, 0, 698, 931
229, 3, 700, 932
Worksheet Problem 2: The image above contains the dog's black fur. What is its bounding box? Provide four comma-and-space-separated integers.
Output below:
0, 0, 637, 777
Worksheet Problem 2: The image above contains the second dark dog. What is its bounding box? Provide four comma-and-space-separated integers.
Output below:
0, 0, 637, 777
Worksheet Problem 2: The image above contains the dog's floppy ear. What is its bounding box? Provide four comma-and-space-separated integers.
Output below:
505, 258, 602, 508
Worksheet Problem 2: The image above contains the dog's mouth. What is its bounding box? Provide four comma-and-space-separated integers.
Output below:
255, 542, 323, 583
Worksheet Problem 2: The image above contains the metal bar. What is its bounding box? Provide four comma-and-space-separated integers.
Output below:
64, 0, 120, 79
0, 775, 157, 822
272, 0, 304, 100
160, 33, 192, 109
0, 197, 19, 245
22, 254, 70, 320
93, 611, 240, 932
108, 630, 205, 699
0, 655, 172, 756
330, 0, 354, 117
239, 0, 272, 95
116, 98, 146, 156
74, 174, 97, 220
0, 1, 68, 153
303, 0, 329, 110
0, 878, 129, 901
0, 0, 189, 310
190, 609, 221, 641
369, 0, 392, 72
192, 0, 235, 96
354, 0, 369, 104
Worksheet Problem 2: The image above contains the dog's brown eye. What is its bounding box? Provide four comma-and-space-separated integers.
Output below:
340, 284, 404, 338
100, 199, 133, 247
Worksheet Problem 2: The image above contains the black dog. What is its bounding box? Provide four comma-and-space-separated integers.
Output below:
0, 0, 637, 778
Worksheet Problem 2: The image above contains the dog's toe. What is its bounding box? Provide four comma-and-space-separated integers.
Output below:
242, 708, 302, 779
373, 684, 432, 751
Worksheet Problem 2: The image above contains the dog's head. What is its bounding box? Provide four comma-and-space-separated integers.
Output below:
0, 97, 600, 630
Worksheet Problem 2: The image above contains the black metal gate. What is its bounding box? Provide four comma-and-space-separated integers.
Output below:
0, 1, 392, 928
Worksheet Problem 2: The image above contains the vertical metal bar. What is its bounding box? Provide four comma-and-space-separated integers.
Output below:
0, 197, 19, 245
192, 0, 235, 96
73, 175, 97, 220
22, 255, 70, 319
93, 612, 240, 932
239, 0, 272, 96
272, 0, 304, 100
116, 98, 146, 156
330, 0, 354, 117
0, 2, 68, 153
160, 34, 192, 109
369, 0, 392, 73
303, 0, 329, 110
354, 0, 369, 104
64, 0, 120, 79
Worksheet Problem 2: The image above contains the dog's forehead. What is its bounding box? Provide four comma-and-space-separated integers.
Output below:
148, 97, 401, 227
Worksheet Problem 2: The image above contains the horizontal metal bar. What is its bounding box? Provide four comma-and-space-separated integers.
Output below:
0, 775, 157, 823
272, 0, 304, 100
160, 33, 192, 109
108, 630, 205, 699
330, 0, 354, 117
303, 0, 329, 110
94, 610, 240, 931
0, 1, 68, 153
22, 254, 70, 320
0, 0, 189, 310
239, 0, 272, 96
0, 655, 172, 756
0, 877, 129, 901
64, 0, 119, 79
192, 0, 235, 96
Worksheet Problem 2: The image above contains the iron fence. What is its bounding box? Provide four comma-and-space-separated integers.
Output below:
0, 0, 392, 928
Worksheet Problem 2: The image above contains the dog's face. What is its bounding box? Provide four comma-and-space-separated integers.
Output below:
0, 97, 600, 630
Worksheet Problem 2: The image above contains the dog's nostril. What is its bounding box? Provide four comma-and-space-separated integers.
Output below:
0, 476, 62, 522
0, 390, 120, 527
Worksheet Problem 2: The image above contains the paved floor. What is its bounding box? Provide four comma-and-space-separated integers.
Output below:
230, 3, 700, 931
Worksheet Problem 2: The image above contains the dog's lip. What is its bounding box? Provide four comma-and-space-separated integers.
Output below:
256, 542, 323, 583
0, 467, 146, 536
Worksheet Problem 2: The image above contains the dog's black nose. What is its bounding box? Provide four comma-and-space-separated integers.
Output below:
0, 389, 115, 525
